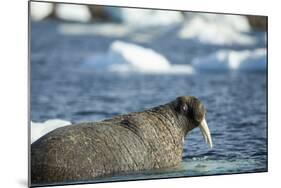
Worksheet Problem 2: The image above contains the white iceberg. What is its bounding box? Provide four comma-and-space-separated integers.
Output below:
30, 1, 53, 21
31, 119, 71, 143
179, 13, 256, 45
104, 7, 183, 27
110, 41, 171, 72
192, 48, 266, 71
83, 40, 194, 75
83, 41, 266, 74
56, 4, 91, 22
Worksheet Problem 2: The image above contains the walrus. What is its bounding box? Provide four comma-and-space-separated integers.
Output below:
31, 96, 213, 185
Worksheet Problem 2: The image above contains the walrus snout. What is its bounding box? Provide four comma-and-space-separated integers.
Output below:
172, 96, 213, 148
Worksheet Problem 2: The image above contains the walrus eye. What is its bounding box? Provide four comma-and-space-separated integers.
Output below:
182, 104, 188, 112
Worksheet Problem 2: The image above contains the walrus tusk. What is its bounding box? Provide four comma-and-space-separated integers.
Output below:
199, 118, 213, 148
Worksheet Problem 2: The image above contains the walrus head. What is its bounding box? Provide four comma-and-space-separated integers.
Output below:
172, 96, 213, 148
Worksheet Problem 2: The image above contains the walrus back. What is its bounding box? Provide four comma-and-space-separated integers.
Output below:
31, 120, 152, 184
31, 105, 184, 184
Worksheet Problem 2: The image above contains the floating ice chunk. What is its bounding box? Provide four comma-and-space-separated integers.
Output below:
105, 8, 183, 27
83, 41, 193, 75
30, 2, 53, 21
179, 13, 256, 45
31, 119, 71, 143
110, 41, 171, 72
56, 4, 91, 22
192, 48, 266, 71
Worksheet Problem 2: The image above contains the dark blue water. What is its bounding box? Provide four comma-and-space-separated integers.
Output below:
30, 20, 267, 183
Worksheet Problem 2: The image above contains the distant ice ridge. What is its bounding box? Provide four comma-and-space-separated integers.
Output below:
30, 2, 91, 22
59, 23, 133, 37
30, 1, 53, 21
179, 13, 256, 45
104, 8, 183, 27
56, 4, 92, 23
83, 41, 194, 75
192, 48, 266, 71
31, 119, 71, 143
83, 41, 266, 74
109, 41, 170, 72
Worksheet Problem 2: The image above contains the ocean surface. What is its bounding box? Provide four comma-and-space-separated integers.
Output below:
30, 20, 267, 184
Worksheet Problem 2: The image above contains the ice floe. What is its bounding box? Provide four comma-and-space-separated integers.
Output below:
30, 1, 53, 21
179, 13, 256, 45
83, 40, 194, 75
56, 4, 92, 22
192, 48, 266, 71
83, 41, 266, 74
31, 119, 71, 143
104, 8, 183, 28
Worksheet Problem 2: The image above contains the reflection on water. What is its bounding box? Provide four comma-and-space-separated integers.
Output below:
87, 158, 265, 183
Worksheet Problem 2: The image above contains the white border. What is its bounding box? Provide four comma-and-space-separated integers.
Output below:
1, 0, 280, 188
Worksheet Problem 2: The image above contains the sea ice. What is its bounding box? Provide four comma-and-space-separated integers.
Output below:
31, 119, 71, 143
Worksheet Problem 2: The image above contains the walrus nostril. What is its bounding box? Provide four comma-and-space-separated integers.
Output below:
31, 96, 213, 184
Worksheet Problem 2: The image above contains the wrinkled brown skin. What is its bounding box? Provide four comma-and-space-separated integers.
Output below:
31, 96, 205, 185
